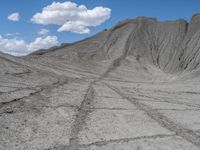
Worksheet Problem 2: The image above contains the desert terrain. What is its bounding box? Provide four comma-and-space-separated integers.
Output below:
1, 15, 200, 150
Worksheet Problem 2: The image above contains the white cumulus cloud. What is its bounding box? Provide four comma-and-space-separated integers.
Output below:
27, 36, 58, 52
31, 1, 111, 34
0, 36, 26, 55
58, 21, 90, 34
38, 29, 49, 36
8, 12, 20, 22
0, 35, 59, 56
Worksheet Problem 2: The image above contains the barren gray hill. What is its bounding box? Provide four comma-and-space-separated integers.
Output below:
1, 14, 200, 150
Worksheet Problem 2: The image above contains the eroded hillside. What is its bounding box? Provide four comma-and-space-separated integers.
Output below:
1, 15, 200, 150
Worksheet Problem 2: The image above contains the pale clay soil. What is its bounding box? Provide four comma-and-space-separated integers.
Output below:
2, 15, 200, 150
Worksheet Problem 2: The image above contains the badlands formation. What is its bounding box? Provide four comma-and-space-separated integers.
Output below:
1, 14, 200, 150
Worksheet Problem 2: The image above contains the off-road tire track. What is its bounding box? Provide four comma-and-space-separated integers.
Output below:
68, 84, 95, 150
104, 83, 200, 148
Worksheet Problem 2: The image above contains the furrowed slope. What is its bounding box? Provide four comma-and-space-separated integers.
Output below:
30, 14, 200, 77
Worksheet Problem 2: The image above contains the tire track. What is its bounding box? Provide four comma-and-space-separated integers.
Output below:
68, 84, 95, 150
0, 78, 69, 111
67, 56, 125, 150
104, 83, 200, 148
79, 134, 175, 148
67, 23, 144, 150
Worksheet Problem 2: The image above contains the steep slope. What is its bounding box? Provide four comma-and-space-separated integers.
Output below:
30, 14, 200, 76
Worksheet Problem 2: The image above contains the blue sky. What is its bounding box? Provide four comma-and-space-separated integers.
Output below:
1, 0, 200, 55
